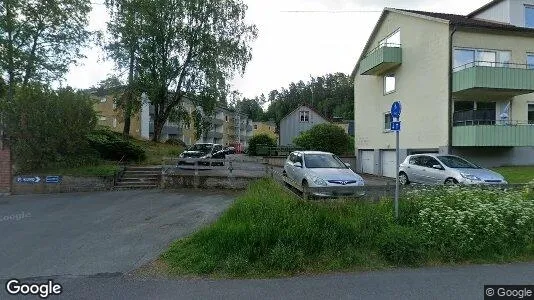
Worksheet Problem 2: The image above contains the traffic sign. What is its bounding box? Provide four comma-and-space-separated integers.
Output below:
45, 176, 61, 184
391, 101, 402, 118
16, 176, 41, 184
390, 121, 401, 131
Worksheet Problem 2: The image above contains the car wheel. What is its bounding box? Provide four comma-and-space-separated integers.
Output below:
282, 170, 287, 177
444, 178, 458, 185
399, 172, 410, 185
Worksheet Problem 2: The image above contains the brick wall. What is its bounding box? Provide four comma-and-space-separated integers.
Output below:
0, 146, 11, 194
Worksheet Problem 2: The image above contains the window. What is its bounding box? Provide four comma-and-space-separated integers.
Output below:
384, 113, 392, 131
526, 5, 534, 28
253, 124, 258, 129
476, 50, 496, 67
378, 29, 401, 48
99, 116, 106, 121
168, 134, 177, 139
528, 104, 534, 125
112, 118, 117, 128
528, 54, 534, 69
453, 49, 475, 69
497, 51, 511, 67
225, 116, 228, 122
100, 97, 107, 103
384, 74, 395, 94
299, 111, 310, 122
454, 48, 510, 70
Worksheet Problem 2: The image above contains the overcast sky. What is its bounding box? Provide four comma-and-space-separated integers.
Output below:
65, 0, 490, 98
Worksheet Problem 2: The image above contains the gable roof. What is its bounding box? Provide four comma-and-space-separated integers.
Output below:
467, 0, 505, 18
280, 104, 332, 123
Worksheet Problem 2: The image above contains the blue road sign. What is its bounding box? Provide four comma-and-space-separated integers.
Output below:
390, 121, 401, 131
45, 176, 61, 184
391, 101, 402, 118
16, 176, 41, 184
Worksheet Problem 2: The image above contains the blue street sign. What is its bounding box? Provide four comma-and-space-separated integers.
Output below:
390, 121, 401, 131
16, 176, 41, 184
45, 176, 61, 184
391, 101, 402, 118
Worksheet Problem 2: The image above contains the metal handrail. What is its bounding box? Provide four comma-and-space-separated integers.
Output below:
453, 120, 534, 126
365, 43, 401, 57
453, 60, 534, 72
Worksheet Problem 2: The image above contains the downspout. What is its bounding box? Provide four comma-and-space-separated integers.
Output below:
448, 25, 457, 154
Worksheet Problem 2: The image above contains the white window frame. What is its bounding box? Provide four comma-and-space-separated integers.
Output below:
527, 53, 534, 69
525, 5, 534, 28
384, 112, 392, 132
528, 102, 534, 125
299, 111, 310, 123
453, 47, 512, 70
384, 74, 396, 95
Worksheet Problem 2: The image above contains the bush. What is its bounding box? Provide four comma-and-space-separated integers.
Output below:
165, 138, 187, 148
378, 225, 428, 266
87, 129, 146, 162
293, 123, 351, 155
248, 134, 277, 156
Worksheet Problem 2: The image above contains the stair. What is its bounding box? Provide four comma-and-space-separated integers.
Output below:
114, 166, 161, 190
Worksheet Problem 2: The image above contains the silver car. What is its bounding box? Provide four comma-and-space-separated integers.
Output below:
283, 151, 365, 197
398, 154, 507, 185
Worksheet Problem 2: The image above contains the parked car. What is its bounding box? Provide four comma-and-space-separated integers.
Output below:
283, 151, 365, 197
398, 154, 507, 185
224, 146, 236, 155
177, 143, 226, 167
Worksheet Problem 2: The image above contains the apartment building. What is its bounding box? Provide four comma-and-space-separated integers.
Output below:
352, 0, 534, 177
252, 121, 278, 142
92, 94, 144, 139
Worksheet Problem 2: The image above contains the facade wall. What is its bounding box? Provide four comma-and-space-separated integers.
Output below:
354, 12, 450, 154
252, 122, 278, 141
93, 95, 143, 138
473, 0, 511, 23
280, 106, 329, 145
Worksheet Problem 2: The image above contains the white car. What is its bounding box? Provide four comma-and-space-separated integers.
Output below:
283, 151, 365, 197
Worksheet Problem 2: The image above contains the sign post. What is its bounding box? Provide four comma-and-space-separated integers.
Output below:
390, 101, 402, 220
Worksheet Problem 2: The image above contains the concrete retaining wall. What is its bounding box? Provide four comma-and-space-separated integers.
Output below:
264, 156, 357, 171
162, 174, 262, 190
12, 176, 114, 195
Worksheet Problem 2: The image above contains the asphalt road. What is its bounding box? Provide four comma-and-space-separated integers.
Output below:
0, 190, 235, 279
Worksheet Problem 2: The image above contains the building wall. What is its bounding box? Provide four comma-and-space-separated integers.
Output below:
472, 0, 511, 24
252, 122, 278, 141
279, 106, 329, 145
452, 30, 534, 121
93, 95, 143, 138
354, 12, 450, 154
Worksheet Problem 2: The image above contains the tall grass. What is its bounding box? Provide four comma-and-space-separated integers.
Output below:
162, 179, 534, 277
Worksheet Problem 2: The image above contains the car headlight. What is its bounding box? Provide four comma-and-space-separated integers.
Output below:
179, 153, 184, 158
311, 176, 327, 187
460, 173, 481, 181
200, 154, 211, 159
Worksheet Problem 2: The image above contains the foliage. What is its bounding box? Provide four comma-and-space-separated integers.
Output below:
113, 0, 257, 142
248, 134, 276, 156
165, 138, 187, 148
492, 166, 534, 184
263, 73, 353, 124
162, 179, 534, 278
0, 0, 92, 88
293, 123, 351, 156
33, 163, 121, 177
87, 129, 146, 162
3, 84, 98, 172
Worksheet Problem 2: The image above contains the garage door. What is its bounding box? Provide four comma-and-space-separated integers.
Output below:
360, 150, 374, 174
381, 150, 397, 178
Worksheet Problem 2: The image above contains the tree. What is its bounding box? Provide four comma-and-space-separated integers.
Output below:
132, 0, 257, 142
248, 133, 276, 156
236, 97, 263, 121
104, 0, 141, 137
293, 124, 351, 156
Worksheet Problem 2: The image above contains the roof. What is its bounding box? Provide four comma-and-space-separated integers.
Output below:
397, 9, 534, 33
280, 104, 332, 123
467, 0, 504, 18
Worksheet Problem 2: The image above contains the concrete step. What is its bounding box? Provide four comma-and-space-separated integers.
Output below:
124, 166, 162, 172
117, 180, 158, 185
113, 185, 158, 190
119, 177, 159, 182
122, 171, 160, 177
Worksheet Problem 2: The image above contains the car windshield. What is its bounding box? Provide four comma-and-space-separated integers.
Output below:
188, 144, 213, 152
304, 154, 347, 169
437, 156, 480, 169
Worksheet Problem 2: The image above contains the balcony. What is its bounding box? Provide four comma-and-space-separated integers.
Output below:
206, 131, 223, 139
453, 62, 534, 98
359, 44, 402, 76
207, 117, 224, 126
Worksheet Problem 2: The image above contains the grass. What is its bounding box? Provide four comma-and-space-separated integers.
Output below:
130, 139, 183, 165
161, 179, 534, 278
492, 166, 534, 184
34, 162, 121, 177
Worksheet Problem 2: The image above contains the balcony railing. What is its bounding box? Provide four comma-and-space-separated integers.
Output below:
359, 43, 402, 76
452, 120, 534, 147
453, 109, 496, 126
453, 61, 534, 97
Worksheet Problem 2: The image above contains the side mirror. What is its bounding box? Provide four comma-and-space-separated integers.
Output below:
432, 164, 443, 170
294, 162, 302, 168
344, 162, 351, 168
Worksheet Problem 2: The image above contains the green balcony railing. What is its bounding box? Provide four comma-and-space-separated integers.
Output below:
452, 121, 534, 147
359, 43, 402, 76
453, 61, 534, 97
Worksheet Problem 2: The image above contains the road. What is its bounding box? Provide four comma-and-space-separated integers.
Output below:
0, 190, 235, 279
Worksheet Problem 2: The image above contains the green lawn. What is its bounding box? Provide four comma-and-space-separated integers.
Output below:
160, 179, 534, 278
35, 163, 121, 177
130, 139, 183, 165
492, 166, 534, 184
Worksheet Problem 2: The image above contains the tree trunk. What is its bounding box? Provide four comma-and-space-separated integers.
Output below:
122, 46, 135, 137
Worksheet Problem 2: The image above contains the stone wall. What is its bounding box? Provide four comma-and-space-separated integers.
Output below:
162, 174, 261, 190
12, 176, 114, 195
0, 146, 11, 195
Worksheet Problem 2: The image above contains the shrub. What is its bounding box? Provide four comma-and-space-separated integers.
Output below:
378, 225, 427, 266
293, 123, 351, 155
165, 138, 187, 148
248, 134, 276, 156
87, 129, 146, 162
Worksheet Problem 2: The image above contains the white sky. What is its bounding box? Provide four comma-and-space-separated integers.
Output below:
65, 0, 490, 98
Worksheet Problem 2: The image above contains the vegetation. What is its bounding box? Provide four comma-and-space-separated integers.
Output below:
130, 138, 183, 165
35, 164, 121, 177
293, 123, 351, 156
87, 129, 146, 162
248, 134, 277, 156
492, 166, 534, 184
162, 179, 534, 278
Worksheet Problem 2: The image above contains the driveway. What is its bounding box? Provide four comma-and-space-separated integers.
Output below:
0, 190, 235, 279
